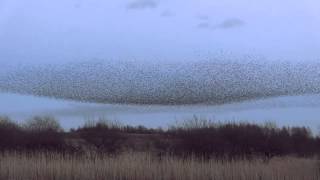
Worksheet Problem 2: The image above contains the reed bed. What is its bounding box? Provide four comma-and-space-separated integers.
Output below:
0, 152, 319, 180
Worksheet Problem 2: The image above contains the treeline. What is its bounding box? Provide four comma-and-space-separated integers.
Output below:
1, 116, 320, 159
165, 119, 320, 159
0, 116, 65, 151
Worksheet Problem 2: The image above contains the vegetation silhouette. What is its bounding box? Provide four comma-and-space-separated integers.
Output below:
0, 116, 319, 159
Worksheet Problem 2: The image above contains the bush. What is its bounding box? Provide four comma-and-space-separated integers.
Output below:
22, 116, 66, 151
76, 119, 126, 153
24, 116, 62, 132
0, 117, 23, 150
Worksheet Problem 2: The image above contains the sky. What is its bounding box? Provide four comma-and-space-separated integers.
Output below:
1, 0, 320, 130
0, 0, 320, 64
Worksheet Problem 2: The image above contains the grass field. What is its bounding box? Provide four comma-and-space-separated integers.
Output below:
0, 152, 319, 180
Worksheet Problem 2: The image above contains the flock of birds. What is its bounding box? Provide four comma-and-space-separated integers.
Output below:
1, 59, 320, 105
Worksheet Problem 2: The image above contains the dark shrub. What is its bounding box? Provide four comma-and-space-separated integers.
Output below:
23, 116, 66, 151
24, 116, 62, 132
0, 117, 23, 150
76, 119, 126, 153
290, 127, 314, 156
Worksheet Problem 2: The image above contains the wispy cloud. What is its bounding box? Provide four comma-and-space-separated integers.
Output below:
196, 14, 211, 29
213, 18, 245, 29
127, 0, 158, 10
73, 0, 83, 8
197, 22, 210, 29
197, 15, 210, 21
161, 10, 175, 17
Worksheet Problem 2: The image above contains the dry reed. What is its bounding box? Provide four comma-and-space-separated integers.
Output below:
0, 152, 319, 180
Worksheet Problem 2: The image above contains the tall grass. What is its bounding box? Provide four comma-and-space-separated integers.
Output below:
0, 152, 319, 180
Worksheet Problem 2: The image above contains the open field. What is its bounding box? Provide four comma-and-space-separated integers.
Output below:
0, 152, 319, 180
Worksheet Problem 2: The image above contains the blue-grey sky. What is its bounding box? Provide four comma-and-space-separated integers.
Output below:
0, 0, 319, 64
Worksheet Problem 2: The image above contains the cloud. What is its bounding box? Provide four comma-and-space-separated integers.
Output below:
197, 22, 210, 29
127, 0, 158, 10
197, 15, 210, 21
196, 17, 244, 30
213, 18, 245, 29
161, 10, 175, 17
73, 0, 82, 8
